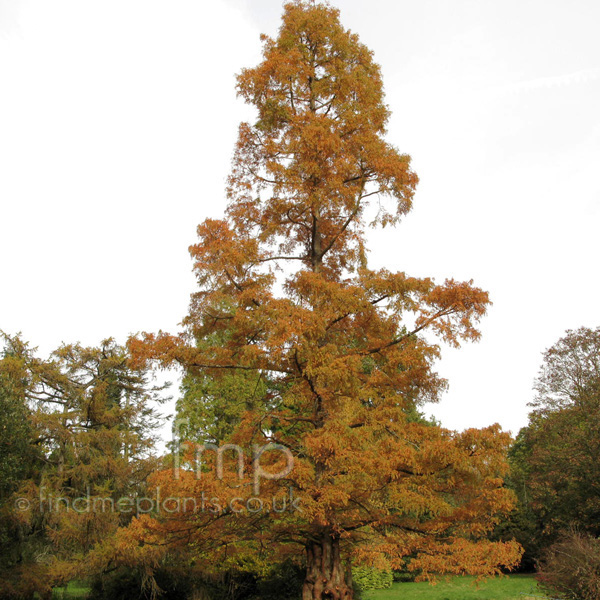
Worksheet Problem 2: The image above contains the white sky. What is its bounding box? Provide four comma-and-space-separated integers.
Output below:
1, 0, 599, 440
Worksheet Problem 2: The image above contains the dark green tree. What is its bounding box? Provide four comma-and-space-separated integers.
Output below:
502, 327, 600, 567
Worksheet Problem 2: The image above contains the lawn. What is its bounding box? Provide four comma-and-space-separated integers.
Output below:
50, 581, 91, 599
363, 574, 543, 600
49, 574, 543, 600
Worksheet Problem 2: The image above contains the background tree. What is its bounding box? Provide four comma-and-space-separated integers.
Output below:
0, 351, 35, 501
0, 333, 166, 598
176, 329, 268, 445
129, 2, 521, 599
0, 345, 43, 598
504, 326, 600, 566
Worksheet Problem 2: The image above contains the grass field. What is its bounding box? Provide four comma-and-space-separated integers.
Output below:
363, 574, 543, 600
51, 581, 91, 599
49, 574, 545, 600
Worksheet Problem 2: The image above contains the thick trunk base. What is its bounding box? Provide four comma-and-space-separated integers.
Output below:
302, 534, 353, 600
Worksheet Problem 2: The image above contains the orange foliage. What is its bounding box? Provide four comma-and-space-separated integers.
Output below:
123, 2, 521, 598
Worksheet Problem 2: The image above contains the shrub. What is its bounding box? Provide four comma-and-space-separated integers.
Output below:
88, 568, 142, 600
88, 564, 299, 600
88, 567, 200, 600
537, 531, 600, 600
253, 560, 304, 600
352, 567, 393, 591
392, 568, 417, 583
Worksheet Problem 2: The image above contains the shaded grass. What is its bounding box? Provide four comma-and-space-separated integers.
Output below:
48, 574, 543, 600
363, 574, 541, 600
51, 581, 91, 599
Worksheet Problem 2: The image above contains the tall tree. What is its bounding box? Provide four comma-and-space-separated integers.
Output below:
176, 329, 268, 445
0, 345, 42, 597
507, 326, 600, 560
0, 334, 165, 598
0, 351, 34, 502
130, 2, 521, 598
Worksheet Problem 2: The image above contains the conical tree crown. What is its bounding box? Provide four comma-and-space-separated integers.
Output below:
126, 3, 521, 589
226, 0, 418, 277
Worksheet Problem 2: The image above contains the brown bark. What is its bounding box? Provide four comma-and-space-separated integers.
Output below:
311, 211, 322, 273
302, 532, 353, 600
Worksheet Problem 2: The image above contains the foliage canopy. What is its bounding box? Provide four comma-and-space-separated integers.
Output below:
127, 2, 521, 599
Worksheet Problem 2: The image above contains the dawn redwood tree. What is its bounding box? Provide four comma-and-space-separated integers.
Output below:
130, 2, 521, 598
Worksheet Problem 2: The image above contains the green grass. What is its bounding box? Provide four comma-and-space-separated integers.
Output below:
363, 574, 542, 600
48, 574, 542, 600
51, 581, 91, 599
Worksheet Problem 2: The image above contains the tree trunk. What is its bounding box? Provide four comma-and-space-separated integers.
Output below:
302, 533, 353, 600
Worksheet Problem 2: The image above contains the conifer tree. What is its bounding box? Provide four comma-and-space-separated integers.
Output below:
130, 3, 522, 597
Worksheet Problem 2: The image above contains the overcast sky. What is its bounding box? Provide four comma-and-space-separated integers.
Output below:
1, 0, 599, 439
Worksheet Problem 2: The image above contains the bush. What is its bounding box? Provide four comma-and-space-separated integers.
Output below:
392, 568, 417, 583
89, 567, 201, 600
537, 531, 600, 600
352, 567, 393, 591
89, 568, 144, 600
87, 558, 305, 600
253, 560, 304, 600
88, 562, 304, 600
